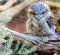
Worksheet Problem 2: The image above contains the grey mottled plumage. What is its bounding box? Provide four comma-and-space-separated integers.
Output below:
26, 2, 56, 36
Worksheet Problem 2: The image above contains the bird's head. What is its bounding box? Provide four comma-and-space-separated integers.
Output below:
28, 2, 54, 20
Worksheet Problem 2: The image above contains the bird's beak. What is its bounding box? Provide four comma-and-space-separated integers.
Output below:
35, 14, 46, 20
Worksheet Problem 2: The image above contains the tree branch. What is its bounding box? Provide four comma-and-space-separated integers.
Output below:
44, 1, 60, 8
0, 0, 17, 12
3, 26, 60, 51
0, 0, 39, 23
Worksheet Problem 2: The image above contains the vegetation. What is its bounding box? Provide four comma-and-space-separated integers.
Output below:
0, 31, 38, 55
0, 0, 60, 55
0, 26, 39, 55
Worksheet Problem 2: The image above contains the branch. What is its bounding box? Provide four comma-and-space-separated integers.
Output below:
6, 0, 39, 17
44, 1, 60, 9
0, 0, 39, 23
3, 26, 60, 51
0, 0, 17, 12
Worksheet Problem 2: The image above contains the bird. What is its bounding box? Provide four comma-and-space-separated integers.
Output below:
26, 2, 56, 36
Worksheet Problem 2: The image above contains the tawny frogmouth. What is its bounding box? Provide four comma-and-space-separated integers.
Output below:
26, 2, 56, 36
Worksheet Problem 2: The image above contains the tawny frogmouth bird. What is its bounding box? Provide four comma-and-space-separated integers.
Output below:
26, 2, 56, 36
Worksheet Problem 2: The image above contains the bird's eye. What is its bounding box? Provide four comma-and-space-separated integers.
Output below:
41, 9, 47, 14
41, 11, 46, 14
30, 11, 36, 15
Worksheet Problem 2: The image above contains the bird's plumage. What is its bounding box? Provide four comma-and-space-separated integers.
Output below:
26, 2, 56, 36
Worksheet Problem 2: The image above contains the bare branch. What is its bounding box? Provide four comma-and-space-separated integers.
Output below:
44, 1, 60, 8
0, 0, 17, 12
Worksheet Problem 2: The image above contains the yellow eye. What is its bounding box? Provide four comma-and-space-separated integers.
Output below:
30, 11, 36, 15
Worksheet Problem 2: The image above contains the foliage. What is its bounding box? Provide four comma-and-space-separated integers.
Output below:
19, 0, 25, 2
0, 10, 12, 25
0, 29, 38, 55
0, 0, 8, 4
0, 19, 38, 55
